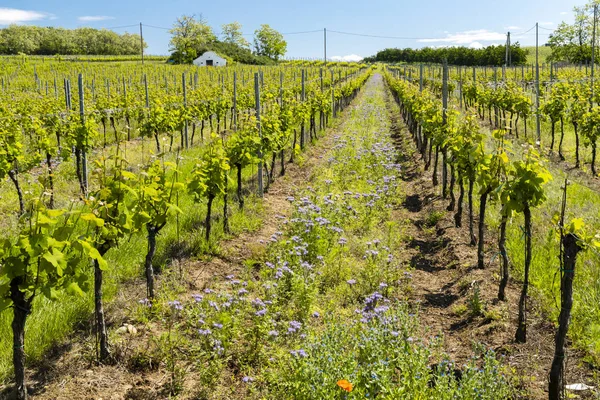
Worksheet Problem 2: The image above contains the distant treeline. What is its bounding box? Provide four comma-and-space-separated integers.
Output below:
364, 44, 528, 66
0, 25, 146, 56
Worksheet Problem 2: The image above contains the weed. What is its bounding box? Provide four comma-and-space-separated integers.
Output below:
468, 282, 485, 317
424, 210, 445, 228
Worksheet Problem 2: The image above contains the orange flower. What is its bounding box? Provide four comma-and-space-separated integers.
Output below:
337, 379, 353, 392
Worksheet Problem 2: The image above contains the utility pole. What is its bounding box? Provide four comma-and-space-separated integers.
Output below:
324, 28, 327, 63
140, 23, 144, 65
536, 23, 541, 146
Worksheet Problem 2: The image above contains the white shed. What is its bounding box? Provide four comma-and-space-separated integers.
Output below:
193, 51, 227, 67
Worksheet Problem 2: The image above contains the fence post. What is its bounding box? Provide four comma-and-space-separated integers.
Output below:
300, 69, 306, 150
441, 61, 449, 198
280, 70, 284, 105
255, 73, 263, 197
233, 71, 237, 131
331, 69, 335, 118
459, 66, 463, 109
182, 72, 188, 148
144, 74, 149, 107
78, 74, 88, 196
320, 68, 323, 92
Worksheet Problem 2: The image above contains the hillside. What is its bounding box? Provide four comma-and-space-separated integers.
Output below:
523, 45, 552, 64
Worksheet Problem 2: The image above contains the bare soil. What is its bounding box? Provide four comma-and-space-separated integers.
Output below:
0, 93, 356, 400
385, 86, 596, 400
2, 77, 596, 400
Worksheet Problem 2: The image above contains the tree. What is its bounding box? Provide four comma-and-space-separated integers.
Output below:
169, 14, 216, 64
253, 24, 287, 61
221, 21, 250, 49
548, 4, 594, 63
0, 25, 145, 55
363, 44, 528, 66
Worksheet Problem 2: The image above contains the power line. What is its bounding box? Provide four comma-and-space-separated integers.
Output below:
281, 29, 323, 35
140, 24, 322, 36
99, 23, 554, 45
102, 24, 139, 30
231, 29, 322, 37
511, 25, 538, 35
144, 24, 171, 31
328, 29, 436, 40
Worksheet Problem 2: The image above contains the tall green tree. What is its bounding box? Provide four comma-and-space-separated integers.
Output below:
253, 24, 287, 61
363, 44, 528, 66
221, 21, 250, 49
0, 25, 145, 55
548, 4, 594, 63
169, 14, 216, 63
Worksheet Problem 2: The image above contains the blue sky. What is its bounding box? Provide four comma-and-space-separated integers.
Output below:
0, 0, 584, 59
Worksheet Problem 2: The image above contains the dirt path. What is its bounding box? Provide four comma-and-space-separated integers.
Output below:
382, 80, 595, 399
15, 84, 365, 400
183, 126, 345, 292
7, 75, 596, 400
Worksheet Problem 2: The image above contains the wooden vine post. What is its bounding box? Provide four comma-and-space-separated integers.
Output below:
255, 72, 264, 197
300, 69, 306, 150
549, 180, 586, 400
182, 73, 189, 148
78, 74, 88, 196
441, 60, 449, 199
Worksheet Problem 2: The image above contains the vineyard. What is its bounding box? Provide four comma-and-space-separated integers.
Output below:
0, 55, 599, 399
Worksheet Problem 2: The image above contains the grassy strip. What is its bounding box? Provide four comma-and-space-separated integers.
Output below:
0, 136, 264, 382
449, 77, 600, 366
124, 75, 517, 398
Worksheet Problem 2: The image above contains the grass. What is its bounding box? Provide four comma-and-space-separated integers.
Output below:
523, 46, 552, 65
0, 69, 523, 398
110, 75, 517, 398
0, 124, 267, 383
0, 67, 371, 389
450, 86, 600, 366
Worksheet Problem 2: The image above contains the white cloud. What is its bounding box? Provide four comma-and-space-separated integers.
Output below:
560, 11, 569, 15
0, 8, 51, 25
418, 29, 506, 45
78, 16, 115, 22
540, 21, 554, 26
469, 41, 484, 49
504, 26, 521, 30
330, 54, 364, 62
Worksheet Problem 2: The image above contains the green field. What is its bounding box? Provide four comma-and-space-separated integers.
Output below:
1, 53, 599, 400
523, 45, 552, 65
